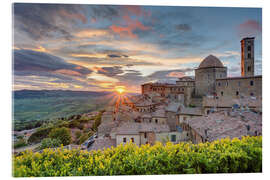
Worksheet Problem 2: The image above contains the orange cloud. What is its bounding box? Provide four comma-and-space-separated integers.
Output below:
70, 53, 107, 58
110, 15, 150, 38
73, 29, 109, 38
238, 20, 262, 37
122, 5, 151, 17
54, 69, 82, 76
166, 72, 185, 78
91, 66, 108, 73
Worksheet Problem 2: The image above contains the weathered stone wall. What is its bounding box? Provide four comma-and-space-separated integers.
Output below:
241, 38, 254, 77
215, 75, 262, 99
195, 67, 227, 96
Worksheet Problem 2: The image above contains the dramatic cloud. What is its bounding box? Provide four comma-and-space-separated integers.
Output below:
13, 3, 87, 40
12, 4, 262, 92
147, 69, 194, 81
175, 24, 192, 32
237, 20, 262, 37
96, 66, 124, 77
14, 49, 92, 77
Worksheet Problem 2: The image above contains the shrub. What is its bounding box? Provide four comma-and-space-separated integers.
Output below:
39, 138, 62, 150
13, 136, 262, 177
78, 133, 89, 145
92, 113, 102, 132
75, 130, 82, 139
28, 127, 52, 144
13, 139, 27, 149
49, 127, 71, 146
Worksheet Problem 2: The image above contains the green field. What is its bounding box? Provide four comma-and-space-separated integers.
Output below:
12, 90, 117, 131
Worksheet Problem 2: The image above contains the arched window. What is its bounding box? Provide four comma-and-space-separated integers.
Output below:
250, 81, 254, 86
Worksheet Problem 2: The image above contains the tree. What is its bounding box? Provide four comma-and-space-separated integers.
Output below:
49, 127, 71, 146
39, 138, 61, 150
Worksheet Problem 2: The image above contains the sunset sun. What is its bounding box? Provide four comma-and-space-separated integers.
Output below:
115, 86, 125, 94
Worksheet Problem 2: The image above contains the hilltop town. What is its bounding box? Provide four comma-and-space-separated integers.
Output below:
85, 37, 262, 150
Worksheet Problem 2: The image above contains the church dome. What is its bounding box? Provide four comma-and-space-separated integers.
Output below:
198, 55, 224, 68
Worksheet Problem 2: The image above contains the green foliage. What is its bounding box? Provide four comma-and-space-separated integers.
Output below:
78, 134, 89, 145
28, 127, 53, 144
49, 127, 71, 146
39, 138, 62, 150
13, 139, 27, 149
13, 136, 262, 177
75, 131, 82, 139
92, 112, 102, 132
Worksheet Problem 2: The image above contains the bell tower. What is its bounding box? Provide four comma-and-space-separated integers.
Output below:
241, 37, 255, 77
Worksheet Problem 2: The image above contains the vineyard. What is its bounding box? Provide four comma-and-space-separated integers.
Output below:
13, 136, 262, 177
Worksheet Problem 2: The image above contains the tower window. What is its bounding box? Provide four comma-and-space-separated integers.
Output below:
236, 91, 239, 96
250, 81, 254, 86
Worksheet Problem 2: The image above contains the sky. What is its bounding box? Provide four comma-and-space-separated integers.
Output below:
13, 3, 262, 93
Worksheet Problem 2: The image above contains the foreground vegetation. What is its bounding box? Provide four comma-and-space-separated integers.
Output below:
13, 136, 262, 177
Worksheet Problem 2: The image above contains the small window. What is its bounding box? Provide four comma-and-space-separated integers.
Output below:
144, 132, 147, 138
247, 66, 251, 72
221, 91, 223, 96
218, 82, 221, 86
248, 53, 251, 59
248, 46, 251, 51
250, 81, 254, 86
171, 135, 176, 142
236, 91, 239, 96
123, 137, 126, 143
250, 92, 254, 96
155, 119, 158, 123
131, 138, 134, 143
149, 119, 152, 123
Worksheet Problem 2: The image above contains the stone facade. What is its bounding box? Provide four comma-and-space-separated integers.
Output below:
195, 55, 227, 97
215, 75, 262, 99
141, 77, 195, 106
241, 37, 254, 77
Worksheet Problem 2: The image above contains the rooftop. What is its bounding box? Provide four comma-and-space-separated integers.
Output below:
198, 55, 224, 69
115, 122, 170, 135
187, 110, 262, 142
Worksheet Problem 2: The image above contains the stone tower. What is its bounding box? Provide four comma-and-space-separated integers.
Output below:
195, 55, 227, 97
241, 37, 255, 77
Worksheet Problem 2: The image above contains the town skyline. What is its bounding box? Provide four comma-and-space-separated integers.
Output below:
13, 4, 262, 93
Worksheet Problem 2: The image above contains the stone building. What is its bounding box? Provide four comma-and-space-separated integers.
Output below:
241, 37, 254, 77
215, 75, 262, 100
195, 55, 227, 97
141, 77, 195, 106
179, 110, 262, 144
141, 37, 261, 109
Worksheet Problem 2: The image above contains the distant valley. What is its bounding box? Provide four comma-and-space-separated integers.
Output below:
13, 90, 138, 131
